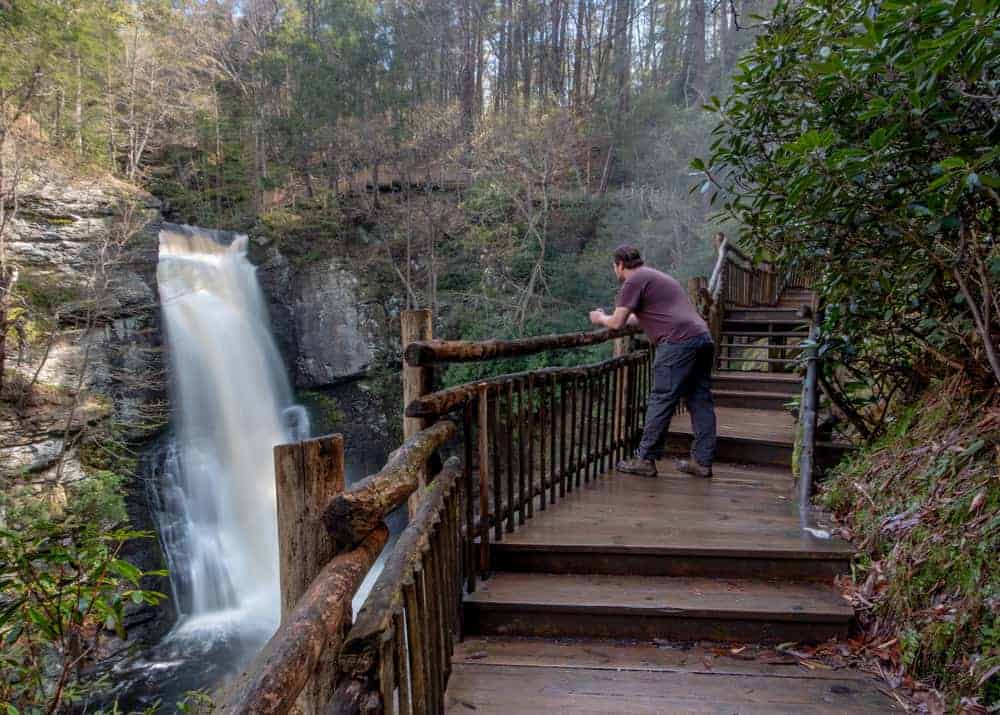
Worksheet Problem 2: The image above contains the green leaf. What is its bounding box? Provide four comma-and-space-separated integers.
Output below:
938, 156, 967, 170
112, 559, 141, 584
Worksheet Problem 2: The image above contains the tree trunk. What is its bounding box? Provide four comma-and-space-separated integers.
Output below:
611, 0, 632, 112
572, 0, 585, 106
682, 0, 706, 106
74, 54, 84, 157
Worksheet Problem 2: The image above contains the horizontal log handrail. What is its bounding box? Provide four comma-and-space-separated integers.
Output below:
404, 350, 651, 420
404, 325, 642, 366
323, 420, 457, 551
332, 458, 466, 714
217, 526, 388, 715
338, 458, 462, 677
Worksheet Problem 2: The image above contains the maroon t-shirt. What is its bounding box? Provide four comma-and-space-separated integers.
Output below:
615, 266, 709, 344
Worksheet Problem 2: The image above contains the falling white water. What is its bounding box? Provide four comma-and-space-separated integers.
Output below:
155, 225, 309, 635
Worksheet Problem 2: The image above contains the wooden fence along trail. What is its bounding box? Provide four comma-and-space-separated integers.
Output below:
218, 243, 898, 714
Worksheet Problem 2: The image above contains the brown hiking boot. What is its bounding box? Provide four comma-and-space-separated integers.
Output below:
675, 457, 713, 478
616, 456, 658, 478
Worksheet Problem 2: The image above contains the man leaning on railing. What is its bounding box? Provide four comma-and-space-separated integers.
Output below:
589, 245, 718, 478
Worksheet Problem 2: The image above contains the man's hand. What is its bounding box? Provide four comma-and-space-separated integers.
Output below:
590, 307, 632, 330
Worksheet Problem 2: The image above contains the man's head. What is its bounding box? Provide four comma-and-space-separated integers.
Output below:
613, 245, 644, 282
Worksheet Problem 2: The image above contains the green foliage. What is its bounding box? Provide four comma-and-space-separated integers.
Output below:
820, 379, 999, 707
0, 475, 165, 714
298, 390, 346, 432
702, 0, 1000, 438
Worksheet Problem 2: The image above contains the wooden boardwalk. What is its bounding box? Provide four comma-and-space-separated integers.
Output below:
446, 401, 896, 711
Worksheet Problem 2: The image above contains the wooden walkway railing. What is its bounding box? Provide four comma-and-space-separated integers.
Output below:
218, 324, 650, 715
219, 235, 819, 715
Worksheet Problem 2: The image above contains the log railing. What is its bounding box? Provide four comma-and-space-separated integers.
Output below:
434, 349, 651, 582
222, 320, 653, 715
331, 458, 466, 714
709, 240, 811, 310
219, 423, 455, 715
223, 239, 821, 714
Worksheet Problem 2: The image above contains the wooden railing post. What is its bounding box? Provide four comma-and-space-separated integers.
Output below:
402, 308, 434, 516
273, 433, 346, 715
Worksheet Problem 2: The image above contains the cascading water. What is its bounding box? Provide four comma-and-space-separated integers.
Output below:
97, 225, 310, 710
154, 225, 309, 631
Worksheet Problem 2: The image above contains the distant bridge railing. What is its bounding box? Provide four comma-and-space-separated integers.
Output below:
218, 318, 651, 715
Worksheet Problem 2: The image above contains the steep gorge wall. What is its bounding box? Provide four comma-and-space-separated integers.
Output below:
0, 162, 174, 644
1, 164, 396, 658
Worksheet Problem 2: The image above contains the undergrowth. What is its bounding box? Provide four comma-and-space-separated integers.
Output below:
821, 377, 999, 710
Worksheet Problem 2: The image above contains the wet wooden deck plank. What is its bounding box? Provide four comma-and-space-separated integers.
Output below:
445, 662, 896, 714
453, 637, 878, 682
465, 573, 854, 621
501, 465, 851, 559
671, 406, 798, 445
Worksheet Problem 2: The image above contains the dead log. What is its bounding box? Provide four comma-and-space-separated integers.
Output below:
403, 325, 640, 366
323, 421, 456, 550
217, 526, 388, 715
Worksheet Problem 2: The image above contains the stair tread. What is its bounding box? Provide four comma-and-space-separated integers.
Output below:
720, 341, 805, 348
713, 371, 801, 383
447, 662, 893, 713
722, 331, 810, 337
713, 389, 796, 399
452, 637, 875, 681
466, 573, 854, 622
718, 358, 799, 364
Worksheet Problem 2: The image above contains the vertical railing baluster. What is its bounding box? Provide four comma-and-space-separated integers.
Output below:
394, 610, 412, 715
517, 377, 527, 526
538, 373, 547, 512
477, 386, 491, 576
379, 629, 397, 715
568, 375, 577, 493
610, 360, 620, 464
403, 581, 426, 714
414, 565, 435, 714
630, 358, 641, 449
526, 374, 535, 519
438, 534, 450, 705
552, 374, 560, 504
583, 370, 594, 483
505, 381, 515, 533
601, 366, 611, 473
491, 390, 502, 544
558, 374, 567, 499
464, 400, 476, 593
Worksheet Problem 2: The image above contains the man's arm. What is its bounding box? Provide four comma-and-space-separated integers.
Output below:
589, 306, 632, 330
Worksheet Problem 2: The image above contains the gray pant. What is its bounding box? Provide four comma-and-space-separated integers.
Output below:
637, 333, 717, 466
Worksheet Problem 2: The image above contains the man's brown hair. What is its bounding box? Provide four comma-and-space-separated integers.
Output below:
613, 245, 644, 270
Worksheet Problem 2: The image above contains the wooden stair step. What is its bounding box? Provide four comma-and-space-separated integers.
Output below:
718, 356, 799, 363
464, 573, 854, 643
721, 331, 810, 338
725, 308, 805, 320
720, 341, 805, 350
447, 638, 895, 714
492, 531, 853, 582
713, 389, 795, 411
712, 372, 801, 394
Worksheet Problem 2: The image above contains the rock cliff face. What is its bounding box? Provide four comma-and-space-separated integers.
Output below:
2, 162, 397, 661
252, 243, 394, 483
1, 161, 174, 644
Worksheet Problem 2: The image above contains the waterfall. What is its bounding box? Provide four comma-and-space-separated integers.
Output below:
155, 224, 309, 635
